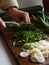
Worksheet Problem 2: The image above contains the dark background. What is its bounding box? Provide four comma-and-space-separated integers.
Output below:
43, 0, 49, 12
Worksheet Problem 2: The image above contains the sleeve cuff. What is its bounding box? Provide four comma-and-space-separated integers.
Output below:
1, 0, 19, 10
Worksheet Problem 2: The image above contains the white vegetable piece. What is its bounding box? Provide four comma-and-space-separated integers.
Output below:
39, 40, 49, 58
30, 48, 45, 63
39, 40, 47, 46
23, 42, 39, 50
20, 51, 29, 58
26, 49, 33, 55
45, 41, 49, 53
30, 42, 39, 49
42, 49, 49, 58
36, 45, 49, 58
35, 44, 44, 50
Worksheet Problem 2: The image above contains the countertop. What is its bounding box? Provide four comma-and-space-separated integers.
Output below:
0, 34, 16, 65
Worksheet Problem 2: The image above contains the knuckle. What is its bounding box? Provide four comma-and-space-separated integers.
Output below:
25, 12, 29, 16
23, 12, 29, 16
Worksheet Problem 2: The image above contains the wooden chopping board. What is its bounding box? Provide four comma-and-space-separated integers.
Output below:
4, 32, 49, 65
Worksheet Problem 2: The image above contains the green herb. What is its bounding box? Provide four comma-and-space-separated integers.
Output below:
12, 29, 47, 46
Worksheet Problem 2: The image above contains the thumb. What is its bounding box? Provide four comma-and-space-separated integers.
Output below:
0, 18, 6, 28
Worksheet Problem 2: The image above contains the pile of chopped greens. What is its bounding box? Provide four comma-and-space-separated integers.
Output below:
5, 24, 47, 46
12, 29, 47, 46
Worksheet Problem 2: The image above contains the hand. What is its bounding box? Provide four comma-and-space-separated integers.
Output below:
8, 7, 31, 24
0, 18, 6, 28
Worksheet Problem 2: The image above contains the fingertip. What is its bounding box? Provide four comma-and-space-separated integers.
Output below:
0, 18, 6, 28
2, 22, 6, 28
